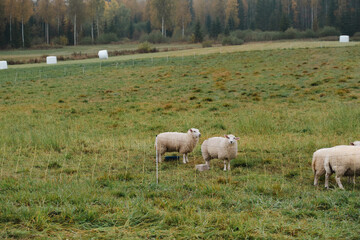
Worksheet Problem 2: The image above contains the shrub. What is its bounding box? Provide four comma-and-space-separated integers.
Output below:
352, 32, 360, 41
202, 41, 212, 48
222, 36, 244, 46
284, 28, 299, 39
140, 30, 168, 43
137, 42, 156, 53
318, 26, 340, 37
303, 29, 317, 38
171, 28, 188, 42
96, 33, 118, 44
52, 36, 69, 46
31, 37, 45, 46
79, 36, 93, 45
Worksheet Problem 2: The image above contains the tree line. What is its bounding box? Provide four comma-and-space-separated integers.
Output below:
0, 0, 359, 49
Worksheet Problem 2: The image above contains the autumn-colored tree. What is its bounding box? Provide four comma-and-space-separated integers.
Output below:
225, 0, 239, 30
17, 0, 33, 47
104, 0, 130, 38
149, 0, 173, 36
210, 0, 226, 27
53, 0, 66, 36
86, 0, 104, 43
192, 0, 207, 25
37, 0, 54, 44
291, 0, 299, 28
121, 0, 145, 22
4, 0, 19, 43
174, 0, 192, 38
0, 1, 4, 34
68, 0, 86, 46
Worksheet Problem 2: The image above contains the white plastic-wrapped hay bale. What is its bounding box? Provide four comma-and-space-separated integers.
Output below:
98, 50, 108, 59
46, 56, 57, 64
195, 164, 210, 171
339, 35, 349, 43
0, 61, 8, 70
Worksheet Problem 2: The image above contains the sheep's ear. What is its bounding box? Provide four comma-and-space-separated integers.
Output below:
224, 135, 229, 139
235, 137, 240, 140
189, 129, 193, 132
351, 142, 355, 146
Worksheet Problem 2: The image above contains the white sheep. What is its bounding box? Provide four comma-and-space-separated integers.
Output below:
201, 134, 239, 171
155, 128, 201, 164
312, 142, 360, 186
324, 145, 360, 189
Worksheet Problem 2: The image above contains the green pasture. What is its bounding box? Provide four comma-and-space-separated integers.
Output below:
1, 43, 360, 239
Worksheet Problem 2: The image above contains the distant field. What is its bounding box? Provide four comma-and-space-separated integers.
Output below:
0, 40, 359, 68
0, 43, 200, 62
1, 43, 360, 239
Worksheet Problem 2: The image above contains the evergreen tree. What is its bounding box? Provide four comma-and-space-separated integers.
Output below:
280, 13, 290, 32
146, 20, 151, 34
224, 24, 230, 36
128, 21, 134, 39
327, 0, 337, 27
205, 15, 212, 34
228, 16, 235, 31
340, 10, 355, 35
211, 17, 222, 38
194, 20, 203, 42
237, 0, 245, 30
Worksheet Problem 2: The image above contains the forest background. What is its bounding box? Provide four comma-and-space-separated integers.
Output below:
0, 0, 359, 49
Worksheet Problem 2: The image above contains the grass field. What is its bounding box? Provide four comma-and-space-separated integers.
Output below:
1, 42, 360, 239
0, 43, 200, 63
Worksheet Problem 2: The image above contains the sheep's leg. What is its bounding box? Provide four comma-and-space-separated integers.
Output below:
227, 160, 231, 171
325, 172, 330, 189
314, 173, 320, 186
348, 175, 356, 184
335, 175, 344, 190
183, 154, 187, 164
158, 153, 162, 163
206, 161, 210, 167
186, 153, 189, 163
223, 160, 227, 171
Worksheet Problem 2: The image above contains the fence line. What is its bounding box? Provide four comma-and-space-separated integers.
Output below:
0, 53, 203, 84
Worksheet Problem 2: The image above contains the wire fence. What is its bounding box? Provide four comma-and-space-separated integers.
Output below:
0, 54, 202, 84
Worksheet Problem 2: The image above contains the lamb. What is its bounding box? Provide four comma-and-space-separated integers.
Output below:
155, 128, 201, 164
323, 145, 360, 189
201, 135, 239, 171
312, 142, 360, 186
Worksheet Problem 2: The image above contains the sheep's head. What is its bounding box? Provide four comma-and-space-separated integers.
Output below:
189, 128, 201, 138
225, 134, 240, 144
351, 141, 360, 146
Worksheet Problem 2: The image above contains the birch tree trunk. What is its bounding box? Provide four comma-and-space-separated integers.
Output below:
10, 14, 12, 42
96, 17, 99, 38
47, 23, 49, 44
91, 21, 94, 43
182, 19, 185, 38
22, 18, 24, 48
161, 16, 164, 36
57, 17, 60, 36
74, 14, 77, 46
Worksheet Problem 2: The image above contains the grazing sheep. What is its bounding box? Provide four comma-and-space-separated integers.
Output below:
324, 146, 360, 189
312, 142, 360, 186
155, 128, 201, 164
201, 135, 239, 171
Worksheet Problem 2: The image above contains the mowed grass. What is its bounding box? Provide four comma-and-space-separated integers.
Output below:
1, 44, 360, 239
